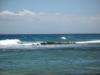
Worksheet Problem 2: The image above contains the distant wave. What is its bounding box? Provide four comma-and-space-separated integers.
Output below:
60, 36, 66, 40
0, 39, 100, 49
76, 40, 100, 44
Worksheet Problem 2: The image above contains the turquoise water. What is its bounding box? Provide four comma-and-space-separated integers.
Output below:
0, 49, 100, 75
0, 34, 100, 75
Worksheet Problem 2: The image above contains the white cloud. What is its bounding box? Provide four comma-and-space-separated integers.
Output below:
0, 9, 61, 16
0, 10, 100, 33
0, 9, 64, 17
0, 9, 100, 26
0, 9, 100, 23
0, 10, 100, 25
0, 9, 36, 16
17, 9, 36, 16
0, 10, 17, 16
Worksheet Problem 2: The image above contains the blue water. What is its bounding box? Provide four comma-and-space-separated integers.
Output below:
0, 34, 100, 41
0, 34, 100, 75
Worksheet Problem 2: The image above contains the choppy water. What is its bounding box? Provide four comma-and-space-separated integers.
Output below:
0, 34, 100, 75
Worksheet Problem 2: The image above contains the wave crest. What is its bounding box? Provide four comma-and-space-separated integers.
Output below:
76, 40, 100, 44
0, 39, 21, 45
0, 39, 100, 49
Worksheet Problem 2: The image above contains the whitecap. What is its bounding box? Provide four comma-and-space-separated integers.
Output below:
60, 36, 66, 40
76, 40, 100, 44
0, 39, 21, 45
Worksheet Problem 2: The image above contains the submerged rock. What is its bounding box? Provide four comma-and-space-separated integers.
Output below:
41, 41, 75, 45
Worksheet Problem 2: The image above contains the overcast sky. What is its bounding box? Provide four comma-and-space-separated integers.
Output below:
0, 0, 100, 34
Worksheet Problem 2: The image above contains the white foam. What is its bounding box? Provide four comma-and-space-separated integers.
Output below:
32, 42, 41, 45
60, 36, 66, 40
0, 39, 43, 49
0, 39, 21, 45
76, 40, 100, 44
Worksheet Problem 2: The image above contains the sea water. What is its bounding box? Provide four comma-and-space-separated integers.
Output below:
0, 34, 100, 75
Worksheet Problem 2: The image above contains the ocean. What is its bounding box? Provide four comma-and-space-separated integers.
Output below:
0, 34, 100, 75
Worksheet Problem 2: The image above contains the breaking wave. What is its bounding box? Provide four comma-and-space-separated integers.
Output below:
76, 40, 100, 44
0, 39, 100, 49
0, 39, 21, 45
60, 36, 66, 40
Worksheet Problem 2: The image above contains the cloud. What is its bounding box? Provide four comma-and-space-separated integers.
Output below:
0, 9, 61, 16
0, 9, 100, 34
0, 9, 100, 26
0, 9, 35, 16
1, 9, 99, 21
17, 9, 35, 16
0, 9, 100, 22
0, 10, 16, 16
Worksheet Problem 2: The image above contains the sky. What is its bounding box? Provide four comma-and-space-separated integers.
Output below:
0, 0, 100, 34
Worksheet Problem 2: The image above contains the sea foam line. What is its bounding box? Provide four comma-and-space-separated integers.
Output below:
0, 39, 100, 49
76, 40, 100, 44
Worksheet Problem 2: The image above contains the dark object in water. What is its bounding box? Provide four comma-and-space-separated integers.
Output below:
41, 41, 75, 45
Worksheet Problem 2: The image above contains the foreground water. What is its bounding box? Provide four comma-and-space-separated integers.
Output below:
0, 34, 100, 75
